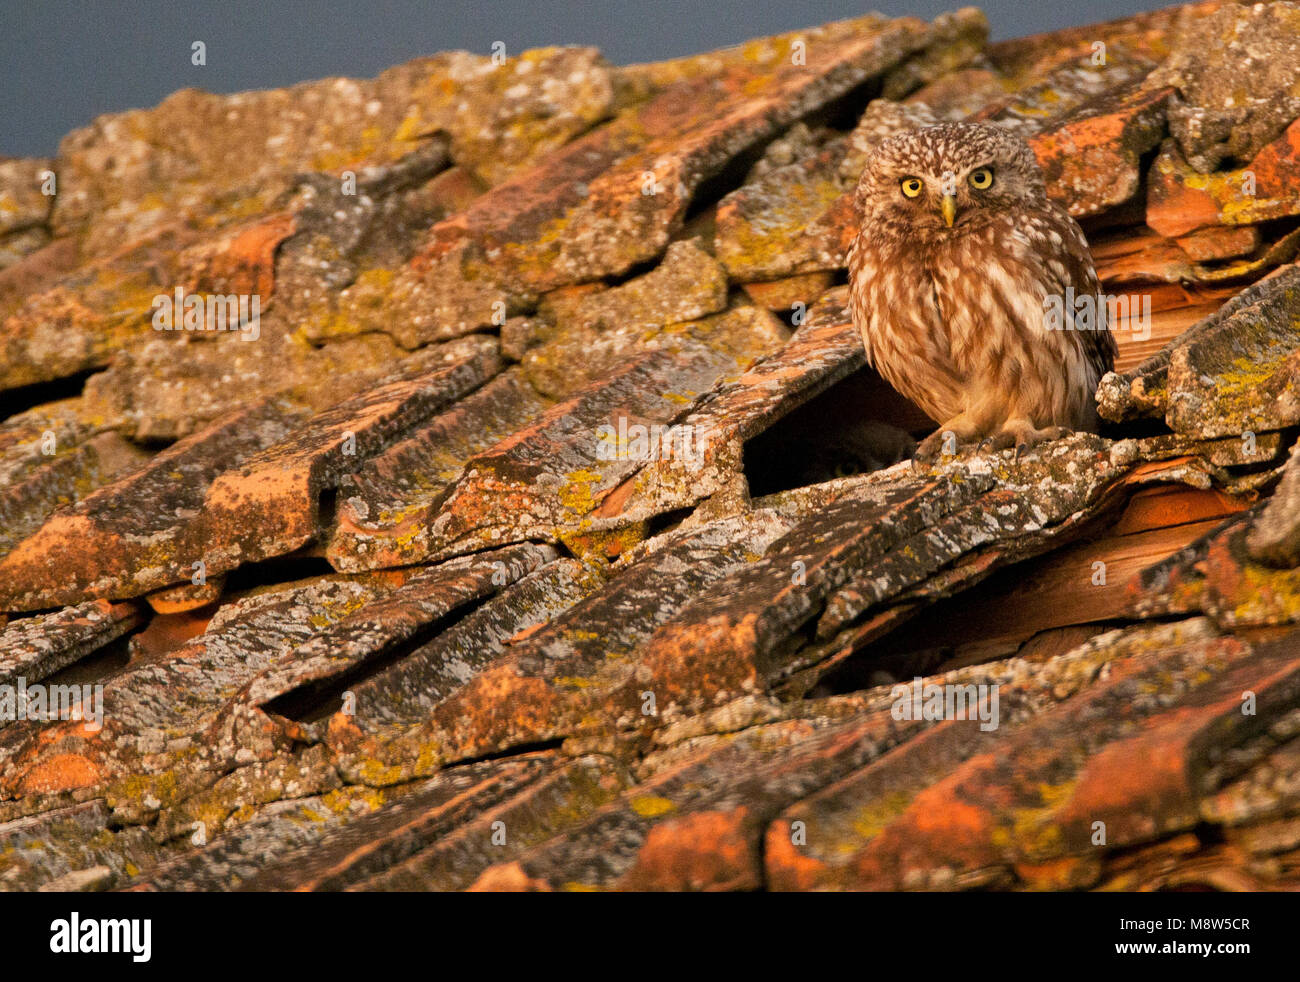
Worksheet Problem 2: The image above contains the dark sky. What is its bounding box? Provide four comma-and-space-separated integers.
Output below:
3, 0, 1175, 158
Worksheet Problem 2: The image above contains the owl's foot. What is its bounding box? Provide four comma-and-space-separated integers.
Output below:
986, 421, 1072, 458
914, 431, 946, 463
914, 428, 964, 463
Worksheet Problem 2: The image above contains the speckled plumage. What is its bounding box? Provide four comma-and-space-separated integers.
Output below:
847, 122, 1117, 456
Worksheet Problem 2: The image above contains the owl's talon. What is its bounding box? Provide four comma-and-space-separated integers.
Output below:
978, 432, 1015, 454
913, 432, 946, 463
996, 423, 1073, 459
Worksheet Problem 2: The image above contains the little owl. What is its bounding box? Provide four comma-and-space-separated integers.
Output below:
847, 122, 1116, 459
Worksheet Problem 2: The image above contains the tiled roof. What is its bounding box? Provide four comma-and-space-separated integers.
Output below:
2, 0, 1300, 891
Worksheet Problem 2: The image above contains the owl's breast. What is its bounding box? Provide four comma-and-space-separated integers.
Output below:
848, 232, 967, 422
929, 218, 1101, 427
928, 229, 1045, 371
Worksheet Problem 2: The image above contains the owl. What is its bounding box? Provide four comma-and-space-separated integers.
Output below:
847, 122, 1116, 460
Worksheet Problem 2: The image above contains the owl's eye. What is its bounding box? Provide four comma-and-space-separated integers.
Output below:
899, 177, 924, 199
968, 167, 994, 190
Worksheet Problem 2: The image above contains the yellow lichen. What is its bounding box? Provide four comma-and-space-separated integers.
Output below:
629, 794, 677, 818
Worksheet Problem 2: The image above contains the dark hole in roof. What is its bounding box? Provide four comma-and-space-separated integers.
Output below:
742, 365, 930, 497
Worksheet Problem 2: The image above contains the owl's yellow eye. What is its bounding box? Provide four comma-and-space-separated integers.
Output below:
900, 177, 924, 199
968, 167, 994, 190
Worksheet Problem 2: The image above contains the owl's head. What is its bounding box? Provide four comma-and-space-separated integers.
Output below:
854, 122, 1047, 237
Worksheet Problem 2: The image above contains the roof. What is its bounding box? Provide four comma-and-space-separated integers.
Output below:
1, 0, 1300, 891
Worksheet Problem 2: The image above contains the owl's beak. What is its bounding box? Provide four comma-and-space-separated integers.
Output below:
940, 193, 958, 228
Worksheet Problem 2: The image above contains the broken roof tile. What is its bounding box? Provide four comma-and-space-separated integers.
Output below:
0, 340, 500, 611
0, 399, 307, 611
0, 600, 141, 690
236, 542, 556, 710
351, 505, 813, 775
1098, 261, 1300, 431
1147, 120, 1300, 238
339, 557, 606, 737
0, 568, 434, 813
1027, 82, 1170, 217
1143, 1, 1300, 173
403, 344, 742, 564
590, 289, 867, 527
1129, 510, 1300, 628
328, 370, 551, 572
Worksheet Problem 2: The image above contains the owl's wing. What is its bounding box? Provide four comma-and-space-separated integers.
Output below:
1041, 205, 1119, 379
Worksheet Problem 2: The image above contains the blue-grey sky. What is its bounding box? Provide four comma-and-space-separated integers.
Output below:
3, 0, 1175, 158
